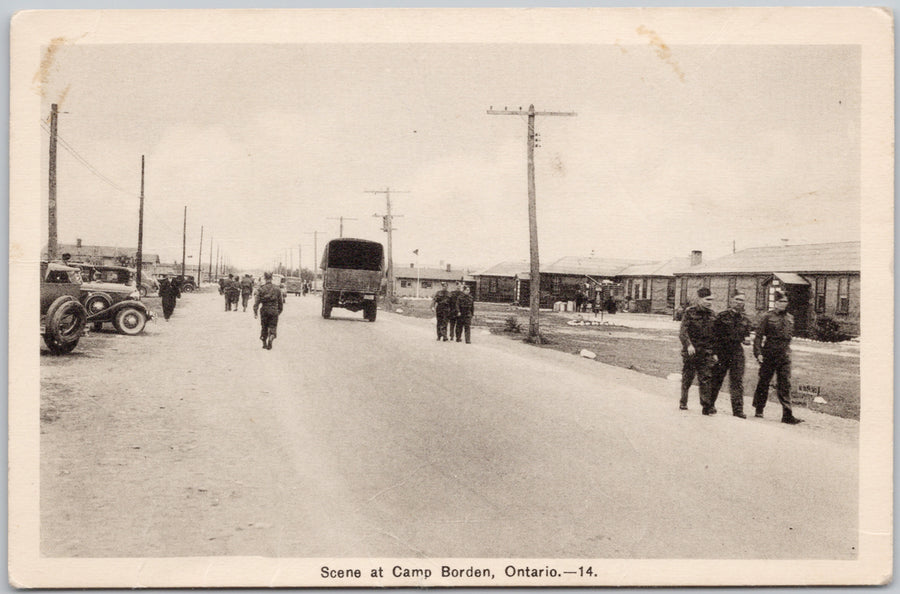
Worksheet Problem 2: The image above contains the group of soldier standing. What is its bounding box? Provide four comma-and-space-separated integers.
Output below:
217, 272, 284, 350
430, 281, 476, 344
679, 286, 802, 425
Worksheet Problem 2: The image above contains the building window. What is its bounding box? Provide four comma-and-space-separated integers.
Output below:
701, 277, 710, 289
421, 280, 432, 289
489, 279, 498, 293
755, 277, 766, 310
641, 278, 648, 300
552, 277, 561, 293
680, 278, 688, 306
400, 279, 412, 288
837, 277, 850, 314
815, 277, 827, 313
727, 276, 737, 304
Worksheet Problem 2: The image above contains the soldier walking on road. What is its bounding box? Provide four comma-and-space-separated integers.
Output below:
447, 281, 463, 341
240, 274, 254, 312
710, 290, 752, 418
454, 284, 475, 343
225, 274, 241, 312
158, 275, 181, 321
431, 281, 452, 341
678, 287, 719, 415
253, 272, 284, 350
752, 290, 803, 424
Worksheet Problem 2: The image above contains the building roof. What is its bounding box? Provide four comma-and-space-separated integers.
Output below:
677, 242, 860, 275
619, 257, 692, 277
473, 260, 529, 278
394, 266, 474, 281
51, 243, 161, 264
542, 256, 655, 277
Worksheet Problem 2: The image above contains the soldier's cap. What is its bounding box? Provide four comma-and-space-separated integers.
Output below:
774, 290, 787, 301
264, 272, 273, 280
697, 287, 712, 298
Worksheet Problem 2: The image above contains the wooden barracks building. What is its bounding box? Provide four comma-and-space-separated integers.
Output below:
674, 241, 860, 337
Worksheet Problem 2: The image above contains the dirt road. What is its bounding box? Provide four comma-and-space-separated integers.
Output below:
40, 290, 858, 559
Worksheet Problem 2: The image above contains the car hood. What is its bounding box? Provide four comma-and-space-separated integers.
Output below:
81, 281, 139, 295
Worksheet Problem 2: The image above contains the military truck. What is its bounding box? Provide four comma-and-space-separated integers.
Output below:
320, 238, 384, 321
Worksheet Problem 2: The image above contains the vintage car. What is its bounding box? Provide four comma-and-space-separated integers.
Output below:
159, 274, 197, 292
40, 261, 88, 354
74, 264, 153, 334
285, 276, 304, 295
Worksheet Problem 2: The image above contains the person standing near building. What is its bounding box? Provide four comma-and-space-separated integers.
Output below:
710, 291, 752, 418
454, 284, 475, 343
158, 275, 181, 321
752, 290, 803, 424
253, 272, 284, 350
240, 274, 254, 312
447, 281, 463, 341
225, 274, 241, 312
678, 287, 718, 415
431, 281, 452, 341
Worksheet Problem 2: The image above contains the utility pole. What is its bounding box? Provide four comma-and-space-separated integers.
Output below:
488, 104, 576, 343
367, 187, 407, 309
208, 235, 213, 281
136, 155, 145, 290
304, 231, 324, 290
181, 206, 187, 277
215, 244, 220, 279
327, 215, 358, 238
197, 226, 204, 286
47, 103, 59, 261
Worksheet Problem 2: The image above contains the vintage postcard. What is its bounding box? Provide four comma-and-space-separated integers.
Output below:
9, 7, 893, 587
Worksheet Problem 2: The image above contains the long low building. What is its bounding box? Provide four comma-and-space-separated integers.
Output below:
674, 241, 860, 338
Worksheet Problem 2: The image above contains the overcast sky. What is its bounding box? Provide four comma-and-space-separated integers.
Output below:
39, 40, 860, 271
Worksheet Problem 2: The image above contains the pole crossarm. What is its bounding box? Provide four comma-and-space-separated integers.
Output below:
487, 110, 577, 116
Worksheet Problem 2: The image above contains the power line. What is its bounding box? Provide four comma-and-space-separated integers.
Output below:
40, 120, 136, 197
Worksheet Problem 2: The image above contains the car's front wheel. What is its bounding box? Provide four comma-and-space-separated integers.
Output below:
181, 284, 195, 293
113, 307, 147, 335
138, 285, 148, 298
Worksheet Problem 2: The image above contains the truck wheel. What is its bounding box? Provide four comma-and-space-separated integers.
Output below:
364, 301, 377, 322
321, 293, 332, 319
113, 307, 147, 335
45, 298, 87, 350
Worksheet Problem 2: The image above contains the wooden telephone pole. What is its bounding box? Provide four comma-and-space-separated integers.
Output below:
304, 231, 324, 290
197, 226, 204, 286
327, 215, 358, 238
136, 156, 145, 289
181, 206, 187, 277
367, 187, 407, 309
488, 104, 576, 342
47, 103, 59, 261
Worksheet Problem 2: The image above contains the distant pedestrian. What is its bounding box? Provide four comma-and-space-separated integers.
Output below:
447, 282, 463, 341
454, 284, 475, 343
431, 281, 452, 341
224, 274, 240, 312
240, 274, 254, 312
710, 291, 752, 418
218, 276, 225, 295
678, 287, 718, 415
752, 290, 803, 424
158, 276, 181, 321
253, 272, 284, 350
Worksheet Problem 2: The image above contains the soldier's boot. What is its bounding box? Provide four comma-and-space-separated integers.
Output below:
782, 410, 804, 425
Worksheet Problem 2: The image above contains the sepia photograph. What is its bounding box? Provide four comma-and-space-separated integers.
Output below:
8, 6, 893, 588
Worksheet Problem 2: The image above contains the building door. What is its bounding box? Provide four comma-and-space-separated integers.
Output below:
785, 284, 810, 337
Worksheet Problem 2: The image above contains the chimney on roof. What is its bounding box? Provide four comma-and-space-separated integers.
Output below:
76, 238, 82, 248
410, 263, 414, 268
446, 263, 451, 272
690, 250, 702, 266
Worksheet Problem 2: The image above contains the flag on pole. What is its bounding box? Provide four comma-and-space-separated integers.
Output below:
412, 249, 419, 255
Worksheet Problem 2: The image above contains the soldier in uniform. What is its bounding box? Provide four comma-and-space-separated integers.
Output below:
678, 287, 719, 415
454, 284, 475, 343
447, 281, 463, 341
430, 281, 452, 341
752, 290, 803, 424
240, 274, 255, 312
253, 272, 284, 350
225, 274, 241, 312
158, 275, 181, 321
710, 290, 752, 418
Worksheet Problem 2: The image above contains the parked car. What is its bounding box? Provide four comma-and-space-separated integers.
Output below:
74, 264, 153, 334
285, 276, 304, 296
160, 274, 197, 292
40, 261, 88, 354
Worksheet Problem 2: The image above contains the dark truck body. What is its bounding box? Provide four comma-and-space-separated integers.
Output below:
320, 238, 384, 321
